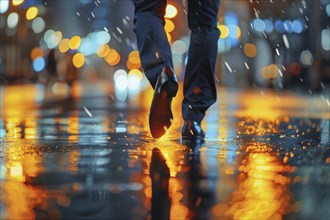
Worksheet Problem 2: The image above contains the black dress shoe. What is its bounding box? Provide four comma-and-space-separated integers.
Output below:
181, 121, 205, 140
149, 67, 178, 138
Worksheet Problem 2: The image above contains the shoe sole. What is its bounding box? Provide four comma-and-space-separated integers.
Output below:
149, 80, 178, 138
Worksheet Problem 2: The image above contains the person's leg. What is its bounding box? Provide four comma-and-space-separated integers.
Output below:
182, 0, 220, 124
132, 0, 178, 138
132, 0, 173, 88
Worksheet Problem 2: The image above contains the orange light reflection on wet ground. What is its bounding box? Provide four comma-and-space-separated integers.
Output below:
0, 84, 329, 219
211, 144, 295, 220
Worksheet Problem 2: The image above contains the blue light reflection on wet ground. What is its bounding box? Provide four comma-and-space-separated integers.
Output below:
0, 84, 329, 219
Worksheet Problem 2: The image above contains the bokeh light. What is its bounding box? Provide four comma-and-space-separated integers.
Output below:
0, 0, 9, 14
225, 11, 238, 26
165, 4, 177, 19
264, 19, 273, 33
26, 7, 38, 20
47, 31, 62, 49
218, 25, 229, 38
164, 19, 175, 33
171, 40, 187, 55
79, 38, 98, 56
283, 20, 293, 33
290, 63, 301, 76
166, 32, 172, 42
96, 31, 111, 45
228, 25, 241, 39
32, 17, 45, 34
128, 69, 142, 92
72, 53, 85, 68
7, 12, 19, 29
33, 57, 45, 72
127, 50, 141, 70
59, 38, 70, 53
261, 64, 278, 79
253, 19, 266, 32
30, 47, 43, 61
300, 50, 314, 66
52, 82, 69, 96
44, 29, 54, 42
292, 20, 303, 33
274, 20, 285, 33
326, 4, 330, 16
69, 36, 81, 50
12, 0, 24, 7
321, 29, 330, 51
244, 43, 257, 58
114, 69, 128, 90
96, 44, 110, 57
105, 49, 120, 66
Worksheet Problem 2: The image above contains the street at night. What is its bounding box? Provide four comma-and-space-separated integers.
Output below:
1, 83, 329, 219
1, 0, 330, 219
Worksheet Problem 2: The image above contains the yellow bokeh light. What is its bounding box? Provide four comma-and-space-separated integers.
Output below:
129, 56, 141, 65
97, 44, 110, 57
218, 25, 229, 38
165, 4, 177, 19
164, 19, 175, 33
244, 43, 257, 58
26, 6, 38, 20
12, 0, 24, 6
59, 38, 70, 53
105, 49, 120, 66
128, 50, 139, 59
69, 36, 81, 50
261, 64, 278, 79
128, 69, 143, 80
127, 50, 141, 70
236, 26, 241, 38
52, 31, 63, 45
166, 32, 172, 42
127, 61, 141, 70
72, 53, 85, 68
30, 47, 43, 61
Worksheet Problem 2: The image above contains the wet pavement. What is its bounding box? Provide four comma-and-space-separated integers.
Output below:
0, 82, 329, 220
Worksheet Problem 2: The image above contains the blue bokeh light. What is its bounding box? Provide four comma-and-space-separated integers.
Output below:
274, 20, 285, 33
293, 19, 304, 33
33, 57, 45, 72
284, 20, 293, 33
253, 19, 266, 32
264, 19, 274, 33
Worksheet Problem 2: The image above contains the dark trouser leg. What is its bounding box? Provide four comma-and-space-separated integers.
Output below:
132, 0, 173, 88
182, 0, 220, 123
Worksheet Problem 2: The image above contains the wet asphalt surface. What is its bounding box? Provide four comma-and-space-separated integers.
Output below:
0, 83, 329, 220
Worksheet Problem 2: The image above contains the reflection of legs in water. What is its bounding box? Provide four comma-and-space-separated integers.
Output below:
182, 140, 217, 219
150, 148, 170, 220
45, 49, 58, 98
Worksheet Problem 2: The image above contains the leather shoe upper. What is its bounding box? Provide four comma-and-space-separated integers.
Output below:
181, 121, 205, 140
149, 67, 178, 138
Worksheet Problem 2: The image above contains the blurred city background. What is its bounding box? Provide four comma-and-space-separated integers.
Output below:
0, 0, 329, 101
1, 1, 330, 219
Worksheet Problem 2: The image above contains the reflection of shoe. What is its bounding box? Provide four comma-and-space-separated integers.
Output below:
150, 148, 170, 180
149, 67, 178, 138
150, 148, 170, 220
181, 138, 204, 154
181, 121, 205, 141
